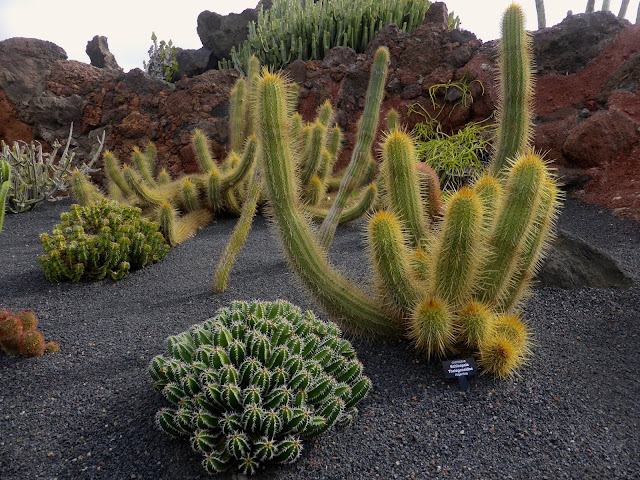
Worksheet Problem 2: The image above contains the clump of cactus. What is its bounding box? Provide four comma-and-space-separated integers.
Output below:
0, 309, 59, 357
150, 299, 371, 475
249, 4, 559, 378
223, 0, 460, 73
1, 123, 104, 213
38, 199, 169, 282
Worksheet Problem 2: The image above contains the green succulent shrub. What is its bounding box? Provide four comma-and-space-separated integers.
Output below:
0, 158, 10, 232
224, 0, 460, 73
38, 199, 169, 282
0, 124, 104, 213
0, 309, 59, 357
149, 299, 371, 475
407, 76, 494, 191
144, 32, 179, 82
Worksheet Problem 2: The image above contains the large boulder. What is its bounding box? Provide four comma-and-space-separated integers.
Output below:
196, 8, 258, 65
85, 35, 122, 71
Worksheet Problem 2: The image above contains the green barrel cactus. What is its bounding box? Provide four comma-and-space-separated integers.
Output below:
39, 199, 169, 282
149, 300, 371, 475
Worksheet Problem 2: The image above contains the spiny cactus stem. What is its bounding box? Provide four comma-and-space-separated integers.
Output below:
256, 72, 396, 336
489, 4, 533, 177
317, 47, 389, 249
221, 136, 258, 190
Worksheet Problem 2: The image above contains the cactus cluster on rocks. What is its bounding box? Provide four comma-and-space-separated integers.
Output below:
0, 309, 59, 357
150, 299, 371, 475
249, 4, 559, 378
38, 199, 169, 282
0, 158, 10, 232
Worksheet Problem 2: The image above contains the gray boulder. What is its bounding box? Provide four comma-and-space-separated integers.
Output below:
537, 229, 634, 289
175, 47, 214, 79
0, 37, 67, 104
196, 8, 258, 65
85, 35, 121, 71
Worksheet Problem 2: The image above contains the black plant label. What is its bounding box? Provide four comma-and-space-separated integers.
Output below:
442, 357, 478, 392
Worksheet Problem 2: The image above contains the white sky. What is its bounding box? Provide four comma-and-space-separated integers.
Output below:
0, 1, 636, 72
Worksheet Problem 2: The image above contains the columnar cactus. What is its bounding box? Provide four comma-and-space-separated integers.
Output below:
251, 5, 561, 378
150, 300, 371, 475
39, 199, 169, 282
0, 158, 10, 232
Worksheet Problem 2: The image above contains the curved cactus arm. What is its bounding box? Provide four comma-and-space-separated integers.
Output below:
157, 202, 213, 246
306, 183, 377, 224
430, 187, 484, 310
416, 162, 443, 221
474, 152, 548, 306
498, 169, 561, 311
255, 70, 397, 337
380, 128, 427, 247
132, 147, 157, 188
123, 165, 168, 206
192, 130, 217, 174
367, 210, 423, 315
221, 136, 258, 190
70, 169, 105, 207
103, 151, 134, 197
229, 78, 248, 153
317, 47, 389, 249
212, 171, 263, 293
472, 174, 503, 232
489, 4, 534, 177
300, 121, 327, 189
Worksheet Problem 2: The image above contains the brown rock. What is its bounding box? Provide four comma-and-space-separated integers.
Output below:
563, 109, 639, 168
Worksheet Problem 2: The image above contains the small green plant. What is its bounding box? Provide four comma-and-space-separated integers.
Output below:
150, 299, 371, 475
143, 32, 179, 82
38, 199, 169, 282
1, 124, 104, 213
0, 309, 59, 357
407, 75, 494, 190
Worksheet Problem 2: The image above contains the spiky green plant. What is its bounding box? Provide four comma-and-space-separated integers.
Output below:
0, 158, 10, 232
0, 309, 58, 358
143, 32, 179, 82
39, 199, 169, 282
1, 124, 104, 213
250, 5, 561, 379
150, 299, 371, 475
226, 0, 439, 73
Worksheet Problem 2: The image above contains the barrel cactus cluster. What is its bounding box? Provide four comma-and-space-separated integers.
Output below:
149, 300, 371, 475
38, 199, 169, 282
0, 309, 59, 357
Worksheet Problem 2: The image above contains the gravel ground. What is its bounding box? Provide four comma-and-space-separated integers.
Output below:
0, 196, 638, 480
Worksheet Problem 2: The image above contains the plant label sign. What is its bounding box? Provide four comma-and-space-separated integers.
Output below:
442, 357, 478, 392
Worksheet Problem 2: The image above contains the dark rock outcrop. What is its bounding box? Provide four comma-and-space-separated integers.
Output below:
0, 4, 638, 222
85, 35, 121, 71
196, 8, 258, 66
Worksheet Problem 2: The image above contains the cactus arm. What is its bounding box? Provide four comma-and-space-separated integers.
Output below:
221, 136, 258, 190
255, 71, 397, 337
212, 171, 263, 293
70, 169, 105, 207
300, 121, 327, 188
489, 4, 534, 177
229, 78, 247, 153
475, 153, 546, 306
498, 172, 561, 311
367, 210, 423, 315
123, 165, 167, 206
103, 151, 134, 197
430, 187, 483, 310
380, 129, 427, 247
132, 147, 157, 188
317, 47, 389, 249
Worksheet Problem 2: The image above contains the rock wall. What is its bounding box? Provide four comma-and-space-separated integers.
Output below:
0, 4, 638, 221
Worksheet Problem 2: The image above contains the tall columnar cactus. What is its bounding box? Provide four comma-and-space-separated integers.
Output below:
489, 4, 533, 177
150, 300, 371, 475
317, 47, 389, 249
252, 5, 561, 378
0, 159, 11, 232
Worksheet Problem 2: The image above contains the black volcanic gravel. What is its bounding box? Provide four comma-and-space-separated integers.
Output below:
0, 196, 638, 480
